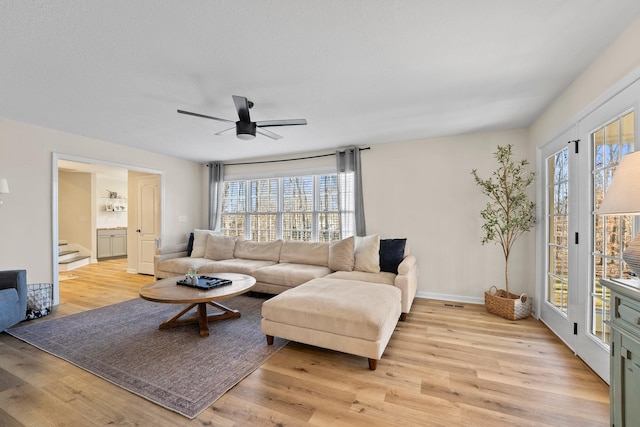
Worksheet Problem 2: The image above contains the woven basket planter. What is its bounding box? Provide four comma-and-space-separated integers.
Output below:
484, 286, 532, 321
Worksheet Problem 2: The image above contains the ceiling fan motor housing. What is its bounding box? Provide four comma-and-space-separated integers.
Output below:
236, 121, 257, 139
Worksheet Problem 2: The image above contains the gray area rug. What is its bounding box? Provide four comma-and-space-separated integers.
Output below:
7, 295, 287, 419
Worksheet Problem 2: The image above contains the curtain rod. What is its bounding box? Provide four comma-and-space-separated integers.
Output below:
216, 146, 371, 166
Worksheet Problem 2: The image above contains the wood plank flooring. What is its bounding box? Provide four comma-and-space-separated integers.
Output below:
0, 259, 609, 426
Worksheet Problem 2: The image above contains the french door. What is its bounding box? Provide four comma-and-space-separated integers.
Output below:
540, 128, 578, 350
539, 78, 640, 382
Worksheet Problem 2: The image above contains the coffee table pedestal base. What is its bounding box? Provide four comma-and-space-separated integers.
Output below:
159, 301, 240, 337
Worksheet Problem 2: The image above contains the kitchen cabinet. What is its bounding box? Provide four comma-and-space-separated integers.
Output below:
97, 228, 127, 259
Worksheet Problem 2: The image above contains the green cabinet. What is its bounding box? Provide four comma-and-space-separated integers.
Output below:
603, 278, 640, 427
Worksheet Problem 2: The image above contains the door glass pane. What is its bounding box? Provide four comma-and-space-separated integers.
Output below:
592, 111, 635, 346
547, 149, 569, 315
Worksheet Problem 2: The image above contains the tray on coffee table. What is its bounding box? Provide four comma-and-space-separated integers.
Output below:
177, 276, 232, 290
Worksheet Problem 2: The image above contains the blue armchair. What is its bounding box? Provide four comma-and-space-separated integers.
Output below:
0, 270, 27, 331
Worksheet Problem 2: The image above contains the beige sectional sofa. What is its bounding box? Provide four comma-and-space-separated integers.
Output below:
154, 230, 418, 369
154, 230, 418, 317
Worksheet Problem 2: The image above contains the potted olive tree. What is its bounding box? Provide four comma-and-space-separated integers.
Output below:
471, 144, 536, 320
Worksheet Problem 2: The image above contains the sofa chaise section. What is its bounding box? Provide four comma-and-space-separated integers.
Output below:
261, 277, 402, 370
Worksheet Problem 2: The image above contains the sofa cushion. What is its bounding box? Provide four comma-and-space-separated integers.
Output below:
261, 278, 401, 341
324, 270, 396, 286
354, 234, 380, 273
198, 258, 277, 276
204, 234, 236, 260
234, 239, 283, 262
156, 257, 216, 275
379, 238, 407, 274
253, 263, 332, 287
329, 236, 354, 271
280, 241, 329, 267
190, 229, 213, 258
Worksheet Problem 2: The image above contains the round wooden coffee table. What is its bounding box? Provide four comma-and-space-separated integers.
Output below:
139, 273, 256, 337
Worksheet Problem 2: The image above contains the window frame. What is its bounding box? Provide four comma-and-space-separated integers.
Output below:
220, 171, 345, 242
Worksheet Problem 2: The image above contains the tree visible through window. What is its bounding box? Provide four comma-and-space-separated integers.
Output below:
592, 111, 635, 345
220, 173, 346, 242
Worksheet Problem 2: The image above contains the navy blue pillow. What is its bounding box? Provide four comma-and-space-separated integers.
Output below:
186, 232, 194, 256
379, 239, 407, 274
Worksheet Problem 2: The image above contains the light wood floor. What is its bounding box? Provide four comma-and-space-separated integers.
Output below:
0, 260, 609, 426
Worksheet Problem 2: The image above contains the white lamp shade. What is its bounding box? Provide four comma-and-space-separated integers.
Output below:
597, 151, 640, 215
0, 178, 8, 194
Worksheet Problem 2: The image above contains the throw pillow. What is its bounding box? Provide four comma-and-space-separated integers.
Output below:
190, 229, 210, 258
204, 233, 236, 260
354, 234, 380, 273
186, 232, 194, 256
379, 238, 407, 274
329, 236, 355, 271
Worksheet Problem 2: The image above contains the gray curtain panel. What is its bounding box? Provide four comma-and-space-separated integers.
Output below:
208, 162, 224, 230
336, 147, 366, 237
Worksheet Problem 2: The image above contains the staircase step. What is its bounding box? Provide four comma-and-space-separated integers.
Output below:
59, 255, 89, 265
58, 255, 90, 272
59, 250, 80, 263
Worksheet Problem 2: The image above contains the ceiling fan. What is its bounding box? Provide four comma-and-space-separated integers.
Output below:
177, 95, 307, 140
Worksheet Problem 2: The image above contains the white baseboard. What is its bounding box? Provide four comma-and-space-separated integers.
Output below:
416, 291, 484, 305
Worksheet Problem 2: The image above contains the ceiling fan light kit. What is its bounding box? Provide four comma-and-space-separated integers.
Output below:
178, 95, 307, 141
235, 121, 257, 140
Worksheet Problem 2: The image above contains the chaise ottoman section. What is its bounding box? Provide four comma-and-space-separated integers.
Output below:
261, 277, 401, 370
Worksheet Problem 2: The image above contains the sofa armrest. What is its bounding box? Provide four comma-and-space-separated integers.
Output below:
154, 243, 189, 278
0, 270, 27, 320
155, 243, 189, 256
394, 255, 418, 317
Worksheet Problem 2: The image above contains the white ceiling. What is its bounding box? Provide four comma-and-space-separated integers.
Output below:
2, 1, 640, 163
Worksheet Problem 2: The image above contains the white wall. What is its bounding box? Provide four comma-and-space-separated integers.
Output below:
0, 119, 203, 292
531, 14, 640, 144
96, 176, 128, 229
363, 129, 534, 302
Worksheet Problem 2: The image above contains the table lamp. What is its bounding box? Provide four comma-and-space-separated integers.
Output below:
597, 150, 640, 277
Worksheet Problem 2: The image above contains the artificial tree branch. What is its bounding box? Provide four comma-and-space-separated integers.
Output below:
471, 144, 536, 295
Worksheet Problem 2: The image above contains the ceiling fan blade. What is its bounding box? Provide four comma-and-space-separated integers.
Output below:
177, 109, 233, 123
256, 119, 308, 128
256, 128, 283, 140
214, 127, 235, 136
232, 95, 251, 122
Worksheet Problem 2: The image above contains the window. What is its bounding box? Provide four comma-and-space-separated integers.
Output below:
221, 181, 246, 237
547, 148, 569, 315
221, 173, 346, 242
592, 110, 635, 345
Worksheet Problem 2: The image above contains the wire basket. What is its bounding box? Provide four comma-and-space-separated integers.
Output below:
484, 285, 532, 320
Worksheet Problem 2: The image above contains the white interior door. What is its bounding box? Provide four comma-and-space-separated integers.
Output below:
137, 175, 161, 275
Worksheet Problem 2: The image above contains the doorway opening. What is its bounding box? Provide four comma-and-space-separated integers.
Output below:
52, 153, 163, 306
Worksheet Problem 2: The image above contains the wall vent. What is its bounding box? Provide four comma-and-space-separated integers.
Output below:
443, 303, 465, 308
